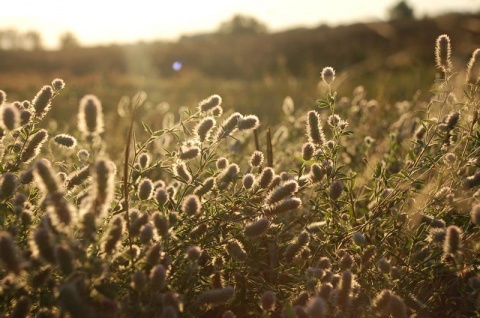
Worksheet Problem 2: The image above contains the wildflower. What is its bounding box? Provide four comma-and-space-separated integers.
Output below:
0, 103, 20, 131
284, 231, 309, 262
337, 270, 353, 310
471, 204, 480, 226
377, 258, 391, 274
66, 165, 90, 189
53, 134, 77, 149
137, 178, 154, 200
217, 164, 240, 188
131, 270, 147, 291
260, 291, 276, 311
21, 129, 48, 163
152, 212, 169, 237
137, 152, 151, 169
257, 167, 274, 189
33, 227, 55, 263
0, 231, 22, 275
102, 216, 123, 255
198, 286, 235, 306
446, 111, 460, 130
216, 157, 229, 169
329, 180, 343, 200
194, 177, 215, 196
77, 149, 89, 162
321, 66, 335, 85
33, 159, 61, 194
217, 112, 242, 139
266, 197, 301, 216
242, 173, 255, 189
265, 180, 298, 205
467, 48, 480, 84
89, 159, 115, 218
435, 34, 452, 73
186, 245, 202, 261
178, 145, 200, 160
150, 265, 167, 290
32, 85, 53, 118
0, 172, 17, 200
226, 241, 247, 261
154, 187, 169, 205
195, 116, 216, 142
174, 161, 192, 183
199, 94, 222, 112
139, 224, 154, 244
244, 217, 270, 237
55, 244, 74, 276
282, 96, 294, 116
78, 94, 104, 137
52, 78, 65, 90
20, 109, 32, 126
182, 194, 201, 216
444, 225, 462, 256
306, 110, 326, 145
352, 232, 366, 246
310, 163, 325, 182
302, 143, 315, 161
327, 114, 341, 127
250, 151, 264, 167
237, 115, 260, 130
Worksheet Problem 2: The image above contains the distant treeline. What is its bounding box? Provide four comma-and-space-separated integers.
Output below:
0, 13, 479, 82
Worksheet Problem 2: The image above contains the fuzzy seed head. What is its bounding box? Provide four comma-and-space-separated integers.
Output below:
194, 177, 215, 196
198, 286, 235, 306
373, 290, 392, 314
199, 94, 222, 112
0, 231, 22, 275
78, 94, 104, 137
389, 294, 407, 318
446, 111, 460, 130
55, 244, 74, 276
138, 178, 154, 200
217, 163, 240, 187
226, 241, 247, 261
21, 129, 48, 163
237, 115, 260, 131
52, 78, 65, 90
265, 180, 298, 205
471, 204, 480, 226
131, 270, 148, 291
182, 194, 201, 215
266, 197, 302, 216
186, 245, 202, 261
435, 34, 452, 73
321, 66, 335, 85
33, 159, 61, 194
137, 152, 151, 169
150, 264, 167, 290
250, 151, 264, 167
66, 165, 90, 189
352, 232, 366, 246
32, 85, 53, 118
244, 217, 270, 237
377, 258, 391, 274
90, 159, 115, 218
0, 172, 17, 200
178, 146, 200, 160
257, 167, 274, 189
329, 180, 343, 200
102, 216, 123, 255
260, 291, 276, 311
444, 225, 462, 255
217, 112, 242, 139
310, 163, 325, 183
139, 223, 154, 244
467, 48, 480, 85
306, 110, 326, 146
53, 134, 77, 149
155, 187, 169, 206
242, 173, 255, 189
0, 103, 20, 131
195, 116, 216, 142
302, 142, 315, 161
174, 161, 192, 183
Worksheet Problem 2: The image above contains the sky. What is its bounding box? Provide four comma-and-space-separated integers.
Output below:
1, 0, 479, 49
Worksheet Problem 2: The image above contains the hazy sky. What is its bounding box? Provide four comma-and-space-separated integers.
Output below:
1, 0, 478, 48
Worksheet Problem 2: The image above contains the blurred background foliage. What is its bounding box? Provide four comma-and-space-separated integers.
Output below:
0, 8, 479, 154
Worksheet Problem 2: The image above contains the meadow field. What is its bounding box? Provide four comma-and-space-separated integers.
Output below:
0, 12, 479, 318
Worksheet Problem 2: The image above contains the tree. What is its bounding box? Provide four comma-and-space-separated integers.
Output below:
218, 14, 268, 35
388, 1, 415, 21
24, 31, 43, 51
59, 32, 80, 50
